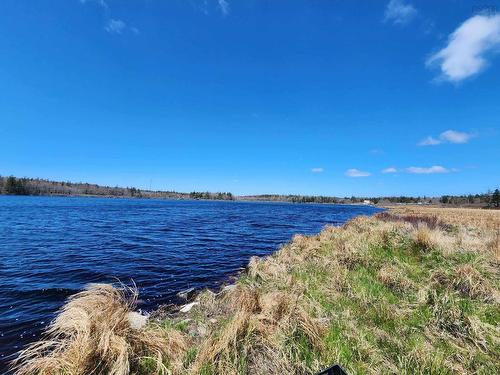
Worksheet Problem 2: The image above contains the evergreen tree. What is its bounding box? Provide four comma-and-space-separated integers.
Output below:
4, 176, 18, 194
484, 190, 492, 207
492, 189, 500, 208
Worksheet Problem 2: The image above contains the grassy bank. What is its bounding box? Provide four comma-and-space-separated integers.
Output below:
13, 207, 500, 374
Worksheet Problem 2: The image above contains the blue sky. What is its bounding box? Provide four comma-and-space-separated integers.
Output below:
0, 0, 499, 196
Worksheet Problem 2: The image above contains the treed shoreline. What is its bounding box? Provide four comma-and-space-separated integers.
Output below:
1, 175, 499, 208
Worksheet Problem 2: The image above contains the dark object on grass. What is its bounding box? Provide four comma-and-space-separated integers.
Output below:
315, 364, 348, 375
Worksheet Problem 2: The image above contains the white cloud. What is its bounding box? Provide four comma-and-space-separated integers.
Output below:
382, 167, 398, 173
345, 169, 371, 177
105, 19, 126, 34
218, 0, 229, 16
131, 27, 140, 35
311, 168, 324, 173
439, 130, 472, 144
427, 14, 500, 82
418, 130, 473, 146
406, 166, 450, 174
384, 0, 417, 25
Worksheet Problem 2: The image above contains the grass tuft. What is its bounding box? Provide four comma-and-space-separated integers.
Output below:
12, 283, 186, 375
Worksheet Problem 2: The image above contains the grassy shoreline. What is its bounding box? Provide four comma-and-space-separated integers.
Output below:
13, 206, 500, 374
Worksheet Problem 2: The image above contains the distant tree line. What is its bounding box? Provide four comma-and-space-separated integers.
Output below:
242, 194, 340, 204
244, 194, 432, 205
1, 176, 29, 195
440, 190, 500, 208
0, 176, 233, 201
1, 175, 497, 208
189, 191, 234, 200
369, 196, 426, 204
241, 191, 500, 208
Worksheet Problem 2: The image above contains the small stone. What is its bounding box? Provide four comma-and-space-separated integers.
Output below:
197, 325, 207, 336
180, 302, 199, 313
127, 312, 148, 329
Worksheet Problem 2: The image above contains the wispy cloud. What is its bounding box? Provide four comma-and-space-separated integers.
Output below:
440, 130, 473, 143
384, 0, 417, 25
418, 136, 441, 146
80, 0, 108, 8
311, 168, 324, 173
105, 19, 126, 34
427, 14, 500, 82
81, 0, 139, 35
382, 167, 397, 173
345, 169, 371, 177
218, 0, 230, 16
369, 148, 384, 155
418, 130, 473, 146
406, 166, 450, 174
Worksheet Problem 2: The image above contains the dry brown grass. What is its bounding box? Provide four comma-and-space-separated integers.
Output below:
383, 206, 500, 262
432, 265, 494, 302
388, 205, 500, 231
413, 224, 434, 251
189, 284, 325, 374
12, 283, 186, 375
377, 265, 413, 294
453, 265, 493, 301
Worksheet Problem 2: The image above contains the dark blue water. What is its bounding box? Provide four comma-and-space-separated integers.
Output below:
0, 195, 381, 368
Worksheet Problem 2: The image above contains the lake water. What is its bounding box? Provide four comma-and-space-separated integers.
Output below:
0, 195, 382, 368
